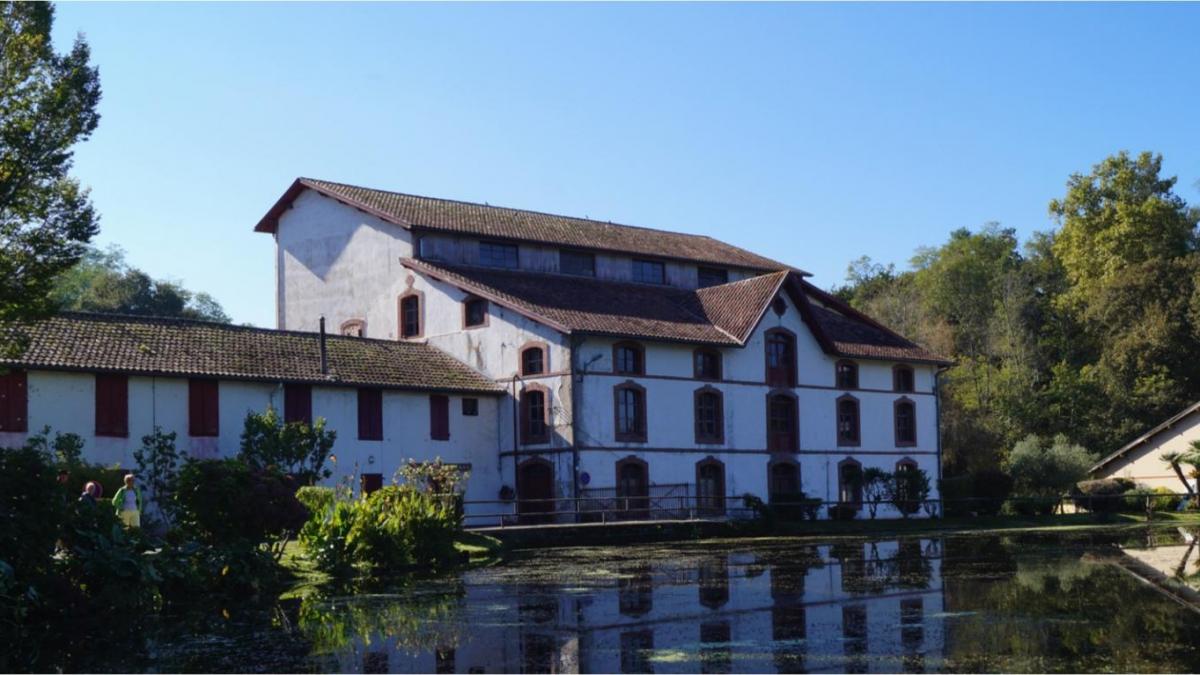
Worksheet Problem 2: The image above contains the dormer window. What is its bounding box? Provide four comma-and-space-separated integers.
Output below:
463, 297, 488, 328
632, 259, 666, 285
698, 267, 728, 288
479, 241, 519, 269
559, 249, 596, 277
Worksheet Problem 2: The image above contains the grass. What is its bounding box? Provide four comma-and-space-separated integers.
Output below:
763, 510, 1200, 540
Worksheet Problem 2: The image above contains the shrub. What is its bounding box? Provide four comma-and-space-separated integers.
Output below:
1071, 478, 1135, 515
861, 468, 893, 519
133, 427, 181, 526
239, 407, 336, 485
296, 485, 335, 514
891, 467, 931, 518
1006, 434, 1093, 499
769, 491, 822, 521
173, 458, 308, 547
0, 444, 69, 588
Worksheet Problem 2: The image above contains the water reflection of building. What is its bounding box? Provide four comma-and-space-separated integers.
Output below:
348, 539, 945, 673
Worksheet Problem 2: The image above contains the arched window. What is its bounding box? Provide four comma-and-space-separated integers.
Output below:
893, 364, 915, 392
520, 385, 550, 444
838, 458, 863, 507
398, 292, 422, 338
613, 341, 645, 375
836, 360, 859, 389
614, 382, 647, 442
767, 391, 798, 452
693, 348, 722, 381
765, 328, 797, 387
894, 397, 917, 447
340, 318, 366, 337
616, 456, 649, 516
837, 395, 860, 446
520, 343, 547, 376
517, 458, 555, 523
696, 458, 726, 515
894, 458, 919, 504
768, 461, 800, 500
694, 387, 724, 444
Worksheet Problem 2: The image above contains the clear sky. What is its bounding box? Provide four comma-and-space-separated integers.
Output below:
51, 2, 1200, 328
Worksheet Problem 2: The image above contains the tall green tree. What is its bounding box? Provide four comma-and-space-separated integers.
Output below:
0, 3, 101, 327
52, 245, 231, 322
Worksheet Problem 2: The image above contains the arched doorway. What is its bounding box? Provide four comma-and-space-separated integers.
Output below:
696, 458, 726, 516
616, 457, 649, 518
517, 458, 555, 524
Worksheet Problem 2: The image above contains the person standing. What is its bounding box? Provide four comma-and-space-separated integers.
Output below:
80, 481, 100, 506
111, 474, 142, 528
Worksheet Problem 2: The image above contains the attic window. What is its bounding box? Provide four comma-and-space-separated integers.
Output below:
463, 297, 488, 328
560, 249, 596, 277
698, 267, 728, 288
479, 241, 519, 269
632, 259, 666, 285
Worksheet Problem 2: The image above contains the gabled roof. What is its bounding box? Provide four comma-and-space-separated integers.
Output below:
0, 313, 501, 394
1090, 401, 1200, 474
257, 178, 798, 273
403, 258, 952, 365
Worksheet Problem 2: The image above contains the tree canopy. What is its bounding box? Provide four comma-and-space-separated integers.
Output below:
836, 151, 1200, 475
0, 2, 101, 326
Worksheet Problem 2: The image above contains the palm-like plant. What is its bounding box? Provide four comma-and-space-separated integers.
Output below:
1160, 442, 1200, 505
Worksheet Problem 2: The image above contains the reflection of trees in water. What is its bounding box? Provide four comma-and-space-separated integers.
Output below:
618, 564, 654, 617
833, 539, 934, 594
298, 589, 465, 657
698, 556, 730, 609
842, 604, 868, 674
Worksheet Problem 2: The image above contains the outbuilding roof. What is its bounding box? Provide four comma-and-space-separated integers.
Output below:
256, 178, 799, 273
1090, 401, 1200, 474
0, 313, 501, 394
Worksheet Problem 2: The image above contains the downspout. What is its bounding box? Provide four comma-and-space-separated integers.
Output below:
569, 335, 583, 522
318, 316, 329, 375
935, 365, 948, 510
511, 373, 520, 506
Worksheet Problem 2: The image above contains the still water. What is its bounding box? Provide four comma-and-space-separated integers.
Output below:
74, 527, 1200, 673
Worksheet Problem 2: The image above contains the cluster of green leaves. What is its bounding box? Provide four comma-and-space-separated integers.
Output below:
239, 407, 336, 485
835, 151, 1200, 479
51, 245, 231, 322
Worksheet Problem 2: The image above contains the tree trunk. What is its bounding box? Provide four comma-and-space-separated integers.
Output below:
1169, 461, 1196, 505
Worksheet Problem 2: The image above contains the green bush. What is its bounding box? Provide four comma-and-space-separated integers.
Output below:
1071, 478, 1135, 514
1006, 434, 1093, 500
173, 458, 308, 546
892, 466, 932, 518
239, 408, 336, 485
769, 491, 822, 521
296, 485, 335, 514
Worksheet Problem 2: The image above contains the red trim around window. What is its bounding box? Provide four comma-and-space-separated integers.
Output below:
613, 381, 648, 443
358, 388, 384, 441
764, 328, 797, 387
613, 341, 645, 375
693, 386, 725, 444
836, 394, 861, 447
894, 397, 917, 447
95, 373, 129, 437
519, 384, 551, 445
398, 291, 424, 338
430, 394, 450, 441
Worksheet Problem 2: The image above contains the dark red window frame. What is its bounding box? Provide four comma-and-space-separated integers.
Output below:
836, 360, 859, 389
188, 378, 219, 437
399, 293, 422, 338
766, 391, 798, 452
95, 373, 129, 437
430, 394, 450, 441
894, 397, 917, 447
520, 385, 550, 445
0, 369, 28, 433
837, 395, 861, 446
693, 348, 722, 381
765, 328, 797, 387
613, 341, 645, 375
614, 382, 647, 443
284, 383, 313, 425
358, 388, 384, 441
694, 387, 724, 444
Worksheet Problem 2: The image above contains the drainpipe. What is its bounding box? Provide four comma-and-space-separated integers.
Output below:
511, 373, 520, 506
569, 335, 583, 521
934, 365, 948, 510
318, 316, 329, 375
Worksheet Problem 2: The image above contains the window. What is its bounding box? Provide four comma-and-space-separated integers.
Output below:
696, 460, 726, 516
697, 556, 729, 607
694, 388, 724, 444
614, 382, 647, 442
895, 398, 916, 446
0, 369, 27, 433
836, 360, 859, 389
769, 462, 800, 499
837, 395, 860, 446
693, 348, 722, 380
94, 373, 129, 437
399, 293, 421, 338
479, 240, 519, 269
767, 392, 798, 452
632, 258, 665, 285
521, 344, 546, 376
462, 397, 479, 416
520, 386, 549, 444
613, 341, 645, 375
188, 379, 219, 437
698, 267, 729, 288
284, 383, 312, 425
559, 249, 595, 277
894, 365, 915, 392
895, 459, 919, 503
839, 459, 863, 506
429, 394, 450, 440
463, 297, 488, 328
765, 329, 796, 387
340, 319, 366, 337
618, 564, 653, 617
358, 388, 383, 440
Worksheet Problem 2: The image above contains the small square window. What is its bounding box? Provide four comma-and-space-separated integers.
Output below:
632, 259, 666, 285
462, 398, 479, 416
464, 297, 488, 327
559, 250, 596, 277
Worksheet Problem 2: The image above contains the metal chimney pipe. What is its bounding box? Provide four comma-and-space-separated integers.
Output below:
318, 316, 329, 375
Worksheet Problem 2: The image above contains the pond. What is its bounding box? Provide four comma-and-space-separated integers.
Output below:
59, 526, 1200, 673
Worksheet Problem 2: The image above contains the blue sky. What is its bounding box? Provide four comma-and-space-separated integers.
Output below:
53, 2, 1200, 327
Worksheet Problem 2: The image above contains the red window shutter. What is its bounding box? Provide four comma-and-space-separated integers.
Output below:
0, 370, 27, 432
430, 394, 449, 441
284, 384, 313, 425
189, 379, 219, 437
358, 388, 383, 441
95, 373, 128, 437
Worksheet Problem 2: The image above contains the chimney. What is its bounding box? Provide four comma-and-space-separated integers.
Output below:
318, 316, 328, 375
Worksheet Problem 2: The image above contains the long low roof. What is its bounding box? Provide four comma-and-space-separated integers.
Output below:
256, 178, 800, 273
404, 258, 951, 364
0, 313, 502, 394
1090, 401, 1200, 474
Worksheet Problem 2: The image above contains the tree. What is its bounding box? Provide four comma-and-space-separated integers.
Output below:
51, 245, 231, 322
0, 3, 102, 330
861, 468, 892, 520
133, 427, 181, 526
891, 466, 931, 518
1160, 443, 1200, 504
238, 407, 336, 485
1006, 434, 1093, 497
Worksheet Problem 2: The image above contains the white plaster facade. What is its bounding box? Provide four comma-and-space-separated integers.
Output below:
1092, 402, 1200, 493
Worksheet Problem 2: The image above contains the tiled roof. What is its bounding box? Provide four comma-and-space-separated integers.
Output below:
0, 313, 501, 394
800, 283, 952, 365
257, 178, 797, 273
1090, 401, 1200, 474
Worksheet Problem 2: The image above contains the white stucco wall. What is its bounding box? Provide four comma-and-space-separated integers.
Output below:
0, 369, 504, 518
1095, 410, 1200, 493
